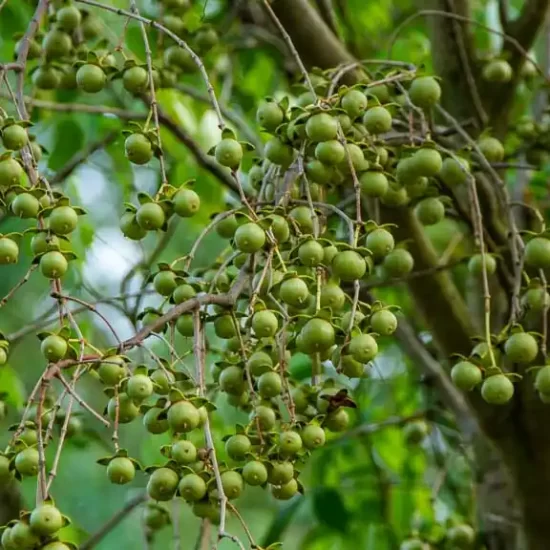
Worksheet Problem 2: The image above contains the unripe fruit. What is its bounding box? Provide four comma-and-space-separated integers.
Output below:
107, 457, 136, 484
234, 222, 266, 253
221, 470, 244, 499
482, 59, 513, 83
216, 214, 239, 239
252, 404, 277, 430
225, 434, 251, 461
478, 136, 504, 162
415, 197, 445, 226
363, 106, 392, 134
153, 271, 177, 296
522, 287, 550, 312
76, 64, 106, 93
147, 467, 179, 501
179, 474, 207, 501
440, 156, 470, 187
10, 521, 40, 549
366, 228, 394, 260
98, 356, 127, 386
256, 100, 284, 131
447, 524, 475, 549
331, 250, 367, 281
349, 333, 378, 362
125, 133, 153, 165
404, 420, 428, 445
40, 251, 68, 279
127, 374, 154, 401
289, 206, 315, 234
108, 393, 140, 423
324, 408, 350, 432
302, 424, 326, 449
136, 202, 165, 230
174, 188, 200, 217
451, 361, 482, 391
258, 371, 282, 398
32, 66, 60, 89
29, 504, 63, 536
265, 137, 294, 167
360, 170, 388, 198
43, 29, 72, 59
243, 460, 268, 486
280, 277, 310, 308
298, 240, 324, 267
41, 334, 68, 362
504, 332, 538, 364
171, 440, 198, 464
120, 212, 147, 240
56, 5, 82, 31
341, 89, 367, 119
279, 430, 302, 455
306, 113, 338, 142
481, 374, 514, 405
12, 193, 39, 218
49, 205, 78, 235
143, 408, 169, 434
252, 310, 278, 338
409, 76, 441, 108
370, 310, 397, 335
300, 318, 335, 353
220, 366, 246, 395
468, 253, 497, 277
411, 148, 442, 177
0, 157, 23, 187
320, 282, 346, 311
272, 478, 298, 500
215, 138, 243, 168
525, 237, 550, 269
123, 66, 149, 94
535, 365, 550, 394
2, 124, 28, 151
168, 401, 200, 432
268, 461, 294, 485
15, 447, 39, 476
315, 139, 345, 165
0, 237, 19, 264
383, 248, 414, 277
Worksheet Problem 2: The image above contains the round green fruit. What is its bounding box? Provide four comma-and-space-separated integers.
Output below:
107, 457, 136, 484
324, 408, 350, 432
366, 228, 394, 260
40, 251, 68, 279
280, 277, 310, 308
215, 138, 243, 169
451, 361, 482, 391
504, 332, 538, 364
41, 334, 68, 362
32, 65, 60, 90
415, 197, 445, 226
29, 503, 63, 536
167, 401, 200, 432
383, 248, 414, 277
234, 222, 266, 253
174, 188, 200, 217
221, 470, 244, 499
440, 156, 470, 187
219, 366, 246, 395
349, 333, 378, 363
306, 113, 338, 142
256, 100, 284, 131
172, 440, 197, 464
404, 420, 428, 445
15, 447, 39, 476
300, 318, 335, 354
125, 133, 153, 165
331, 250, 367, 281
478, 136, 504, 162
243, 460, 268, 486
143, 408, 169, 434
57, 5, 82, 30
0, 237, 19, 264
136, 202, 165, 230
468, 253, 497, 277
302, 424, 325, 449
370, 310, 397, 336
363, 106, 392, 134
411, 148, 442, 177
76, 64, 106, 93
481, 374, 514, 405
522, 287, 550, 312
320, 282, 346, 311
2, 124, 28, 151
153, 271, 177, 296
12, 193, 39, 219
252, 405, 276, 430
127, 374, 154, 401
289, 206, 315, 234
265, 137, 294, 167
258, 371, 282, 398
49, 205, 78, 235
409, 76, 441, 109
0, 157, 23, 187
482, 59, 513, 83
120, 212, 147, 240
272, 478, 298, 500
108, 393, 140, 423
341, 89, 367, 119
225, 434, 251, 461
123, 66, 149, 94
147, 467, 179, 501
360, 170, 388, 198
535, 365, 550, 394
252, 310, 278, 338
268, 461, 294, 485
525, 237, 550, 269
447, 524, 475, 549
179, 474, 207, 501
216, 214, 239, 239
98, 356, 127, 386
315, 139, 345, 165
43, 29, 72, 59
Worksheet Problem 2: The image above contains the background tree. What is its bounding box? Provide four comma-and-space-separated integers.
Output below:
0, 0, 550, 549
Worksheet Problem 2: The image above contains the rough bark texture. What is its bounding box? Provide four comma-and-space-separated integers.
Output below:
267, 0, 550, 548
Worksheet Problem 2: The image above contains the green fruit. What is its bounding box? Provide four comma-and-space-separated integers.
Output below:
123, 66, 149, 94
251, 404, 277, 430
301, 424, 325, 449
173, 283, 196, 304
257, 100, 284, 131
279, 430, 302, 455
289, 206, 315, 234
339, 142, 368, 172
270, 215, 290, 243
340, 354, 365, 377
15, 447, 39, 476
147, 467, 179, 501
163, 46, 194, 70
478, 136, 504, 162
247, 351, 273, 377
297, 91, 315, 107
298, 240, 325, 267
107, 456, 136, 484
49, 205, 79, 235
341, 89, 367, 119
215, 138, 243, 169
125, 133, 153, 164
440, 156, 470, 187
0, 349, 6, 366
504, 332, 538, 364
252, 310, 278, 338
225, 434, 251, 460
360, 170, 388, 198
16, 36, 42, 59
234, 222, 266, 253
172, 440, 197, 464
447, 524, 475, 549
415, 197, 445, 226
179, 474, 207, 501
306, 113, 338, 142
120, 212, 147, 240
320, 282, 346, 311
265, 137, 294, 167
482, 59, 513, 83
174, 188, 200, 217
196, 27, 218, 51
0, 237, 19, 264
153, 271, 177, 296
57, 5, 82, 30
2, 124, 28, 151
400, 538, 426, 550
12, 193, 39, 218
323, 244, 338, 265
243, 460, 268, 485
370, 310, 397, 335
468, 253, 497, 277
143, 504, 169, 530
214, 315, 237, 339
409, 76, 441, 108
525, 237, 550, 269
168, 401, 200, 432
127, 374, 153, 401
535, 365, 550, 394
216, 214, 239, 239
272, 478, 298, 500
411, 148, 442, 177
306, 158, 333, 183
0, 157, 23, 186
315, 140, 345, 165
300, 318, 335, 353
481, 374, 514, 405
404, 419, 428, 445
268, 461, 294, 485
136, 202, 165, 230
258, 371, 282, 398
363, 106, 392, 134
32, 65, 60, 89
366, 228, 394, 260
349, 333, 378, 362
40, 251, 68, 279
43, 29, 72, 59
383, 248, 414, 277
192, 501, 220, 522
108, 393, 140, 423
331, 250, 367, 281
324, 408, 350, 432
98, 356, 127, 385
280, 277, 310, 308
522, 287, 550, 312
219, 366, 246, 395
451, 361, 482, 391
41, 334, 68, 361
10, 521, 40, 549
143, 408, 169, 434
221, 470, 244, 499
29, 503, 63, 536
368, 84, 390, 103
76, 63, 106, 93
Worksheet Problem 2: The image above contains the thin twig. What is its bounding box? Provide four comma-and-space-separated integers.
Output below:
0, 265, 37, 308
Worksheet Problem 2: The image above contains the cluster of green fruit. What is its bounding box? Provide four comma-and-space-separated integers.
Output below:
400, 521, 476, 550
0, 501, 73, 550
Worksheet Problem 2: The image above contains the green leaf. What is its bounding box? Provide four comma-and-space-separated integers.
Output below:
312, 487, 349, 533
47, 117, 85, 171
0, 365, 26, 408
